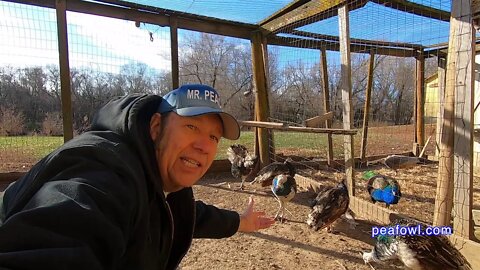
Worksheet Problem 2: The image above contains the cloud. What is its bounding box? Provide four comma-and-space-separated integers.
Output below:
0, 3, 171, 73
67, 12, 171, 72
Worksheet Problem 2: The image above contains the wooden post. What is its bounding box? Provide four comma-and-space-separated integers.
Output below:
452, 0, 475, 239
434, 0, 474, 235
251, 31, 270, 167
262, 36, 275, 160
434, 20, 456, 228
360, 51, 375, 160
415, 50, 425, 154
435, 57, 447, 157
338, 5, 355, 196
55, 0, 73, 142
320, 47, 334, 165
170, 15, 179, 89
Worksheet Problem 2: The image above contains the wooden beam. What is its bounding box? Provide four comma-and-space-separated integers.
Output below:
415, 50, 425, 148
452, 0, 475, 240
170, 15, 179, 89
55, 0, 73, 142
360, 51, 375, 160
238, 120, 357, 135
303, 112, 334, 127
261, 0, 344, 33
338, 4, 355, 196
3, 0, 257, 39
320, 48, 334, 165
259, 0, 312, 25
291, 30, 424, 50
435, 57, 446, 157
260, 0, 367, 34
370, 0, 450, 22
251, 32, 271, 167
267, 36, 417, 57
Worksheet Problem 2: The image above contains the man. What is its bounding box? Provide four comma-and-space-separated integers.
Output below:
0, 84, 275, 269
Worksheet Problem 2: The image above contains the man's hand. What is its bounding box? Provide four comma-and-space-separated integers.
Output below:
238, 196, 275, 233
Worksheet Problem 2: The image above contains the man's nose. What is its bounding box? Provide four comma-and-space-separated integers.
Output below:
192, 136, 215, 154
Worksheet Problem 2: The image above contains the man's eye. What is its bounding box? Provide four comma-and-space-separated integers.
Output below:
186, 124, 196, 130
210, 135, 219, 143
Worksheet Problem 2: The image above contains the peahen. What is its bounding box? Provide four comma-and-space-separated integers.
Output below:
367, 154, 437, 175
306, 180, 351, 233
226, 144, 258, 190
271, 174, 297, 222
362, 218, 472, 270
250, 158, 296, 187
363, 171, 401, 208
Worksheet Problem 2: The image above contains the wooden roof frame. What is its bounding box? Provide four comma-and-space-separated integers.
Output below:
3, 0, 453, 57
259, 0, 369, 34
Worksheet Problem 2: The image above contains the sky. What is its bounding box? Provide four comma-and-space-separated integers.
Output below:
0, 0, 453, 74
0, 1, 172, 73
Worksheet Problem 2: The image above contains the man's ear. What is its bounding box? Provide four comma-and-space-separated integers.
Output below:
150, 113, 162, 141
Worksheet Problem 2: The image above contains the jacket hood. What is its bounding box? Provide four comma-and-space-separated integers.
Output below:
91, 94, 164, 195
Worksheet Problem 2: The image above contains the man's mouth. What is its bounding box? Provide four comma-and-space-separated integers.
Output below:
181, 157, 201, 168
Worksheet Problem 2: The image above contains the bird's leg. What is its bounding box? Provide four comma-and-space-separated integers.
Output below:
234, 176, 245, 191
237, 176, 245, 190
346, 217, 358, 229
274, 199, 284, 222
327, 223, 339, 234
282, 204, 294, 219
343, 211, 358, 229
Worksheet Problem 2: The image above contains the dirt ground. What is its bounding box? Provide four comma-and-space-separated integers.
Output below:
2, 124, 478, 269
180, 161, 458, 270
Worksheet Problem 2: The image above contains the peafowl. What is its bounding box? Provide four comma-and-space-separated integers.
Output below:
226, 144, 258, 190
367, 154, 437, 175
250, 158, 296, 187
271, 174, 297, 222
306, 180, 351, 233
363, 171, 401, 208
362, 218, 472, 270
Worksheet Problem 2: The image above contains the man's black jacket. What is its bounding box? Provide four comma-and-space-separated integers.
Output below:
0, 94, 240, 269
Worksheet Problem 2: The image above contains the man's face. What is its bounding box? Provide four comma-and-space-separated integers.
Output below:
150, 112, 223, 192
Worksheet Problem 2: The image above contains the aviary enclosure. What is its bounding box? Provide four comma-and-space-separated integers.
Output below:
0, 0, 479, 269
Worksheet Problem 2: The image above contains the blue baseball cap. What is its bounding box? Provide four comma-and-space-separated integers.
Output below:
158, 84, 240, 140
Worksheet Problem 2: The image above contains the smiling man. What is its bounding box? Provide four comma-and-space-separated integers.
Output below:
0, 84, 275, 270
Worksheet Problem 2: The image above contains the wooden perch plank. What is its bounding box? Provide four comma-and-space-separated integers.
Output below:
304, 112, 334, 127
238, 120, 357, 135
238, 120, 286, 128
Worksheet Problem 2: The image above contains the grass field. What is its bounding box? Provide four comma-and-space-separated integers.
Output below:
1, 124, 435, 172
0, 136, 64, 159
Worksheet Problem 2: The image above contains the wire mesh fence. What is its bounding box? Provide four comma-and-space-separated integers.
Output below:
0, 0, 478, 242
